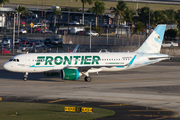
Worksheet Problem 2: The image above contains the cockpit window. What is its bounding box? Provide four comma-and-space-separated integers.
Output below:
9, 59, 13, 61
9, 58, 19, 62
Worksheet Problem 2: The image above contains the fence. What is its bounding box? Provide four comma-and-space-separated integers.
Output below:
62, 34, 147, 46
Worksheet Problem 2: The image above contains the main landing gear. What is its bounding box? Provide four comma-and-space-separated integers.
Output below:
84, 76, 92, 82
23, 72, 28, 81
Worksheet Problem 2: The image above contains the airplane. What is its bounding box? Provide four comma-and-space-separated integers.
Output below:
3, 25, 169, 82
72, 45, 79, 53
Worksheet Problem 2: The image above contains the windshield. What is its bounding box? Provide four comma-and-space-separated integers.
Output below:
9, 58, 19, 62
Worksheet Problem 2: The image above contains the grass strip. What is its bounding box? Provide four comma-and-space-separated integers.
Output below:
9, 0, 180, 11
0, 102, 115, 120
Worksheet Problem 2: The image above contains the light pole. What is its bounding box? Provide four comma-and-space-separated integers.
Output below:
68, 0, 70, 35
85, 20, 92, 52
41, 0, 44, 33
44, 0, 46, 37
107, 25, 109, 45
13, 13, 16, 55
149, 2, 150, 36
90, 21, 91, 52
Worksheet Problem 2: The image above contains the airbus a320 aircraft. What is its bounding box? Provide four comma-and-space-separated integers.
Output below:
3, 25, 169, 82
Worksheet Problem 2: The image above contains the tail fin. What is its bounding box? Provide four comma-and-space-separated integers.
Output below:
72, 45, 79, 53
136, 24, 166, 53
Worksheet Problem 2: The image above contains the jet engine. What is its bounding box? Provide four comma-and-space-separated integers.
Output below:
60, 69, 82, 80
44, 69, 82, 80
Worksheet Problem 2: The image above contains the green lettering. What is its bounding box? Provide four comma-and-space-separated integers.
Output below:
92, 56, 100, 64
36, 56, 45, 65
73, 56, 80, 65
63, 56, 72, 65
84, 56, 92, 65
54, 56, 63, 65
81, 56, 84, 65
45, 56, 53, 65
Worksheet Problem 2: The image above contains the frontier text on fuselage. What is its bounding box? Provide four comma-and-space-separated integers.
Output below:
36, 56, 101, 65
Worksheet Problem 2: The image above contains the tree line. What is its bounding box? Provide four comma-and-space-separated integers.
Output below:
1, 0, 180, 40
80, 0, 180, 40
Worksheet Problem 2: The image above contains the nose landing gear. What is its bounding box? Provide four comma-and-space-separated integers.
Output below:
23, 72, 28, 81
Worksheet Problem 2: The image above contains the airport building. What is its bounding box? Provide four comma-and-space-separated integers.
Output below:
31, 9, 114, 25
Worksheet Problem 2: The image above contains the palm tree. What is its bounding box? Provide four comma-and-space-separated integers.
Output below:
132, 22, 145, 46
153, 10, 168, 26
138, 6, 153, 38
91, 0, 105, 27
162, 8, 176, 24
123, 7, 135, 25
0, 0, 9, 6
77, 0, 93, 24
52, 8, 62, 28
175, 10, 180, 31
138, 7, 149, 25
123, 7, 135, 45
110, 0, 127, 24
110, 1, 127, 37
15, 6, 26, 37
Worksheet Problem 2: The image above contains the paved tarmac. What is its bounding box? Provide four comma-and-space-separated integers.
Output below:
0, 55, 180, 119
0, 96, 177, 120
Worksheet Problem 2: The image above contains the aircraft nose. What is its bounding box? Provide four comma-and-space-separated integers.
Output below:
3, 62, 11, 71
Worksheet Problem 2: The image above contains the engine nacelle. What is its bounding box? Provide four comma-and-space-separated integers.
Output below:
61, 69, 81, 80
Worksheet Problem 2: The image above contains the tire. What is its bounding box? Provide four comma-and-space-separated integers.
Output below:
23, 77, 27, 81
84, 76, 92, 82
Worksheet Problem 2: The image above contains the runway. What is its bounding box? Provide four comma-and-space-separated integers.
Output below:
0, 55, 180, 119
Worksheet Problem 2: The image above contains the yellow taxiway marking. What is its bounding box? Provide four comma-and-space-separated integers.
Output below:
48, 99, 66, 103
0, 97, 2, 101
99, 104, 130, 107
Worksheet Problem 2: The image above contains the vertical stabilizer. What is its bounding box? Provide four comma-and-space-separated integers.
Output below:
136, 25, 166, 53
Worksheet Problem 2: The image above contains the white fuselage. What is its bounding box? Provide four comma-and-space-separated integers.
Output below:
3, 52, 169, 73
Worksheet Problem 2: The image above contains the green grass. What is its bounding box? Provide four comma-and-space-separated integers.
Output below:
0, 102, 115, 120
9, 0, 180, 11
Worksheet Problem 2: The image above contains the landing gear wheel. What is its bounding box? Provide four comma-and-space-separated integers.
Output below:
23, 77, 27, 81
84, 76, 92, 82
